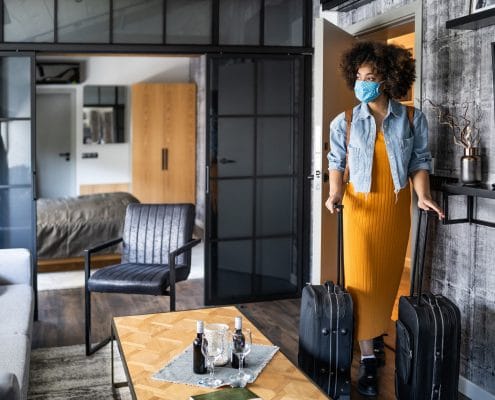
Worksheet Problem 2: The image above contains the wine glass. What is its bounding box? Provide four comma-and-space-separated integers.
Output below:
229, 328, 253, 385
198, 329, 225, 387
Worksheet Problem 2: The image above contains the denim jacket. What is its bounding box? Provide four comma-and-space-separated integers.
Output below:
327, 99, 431, 194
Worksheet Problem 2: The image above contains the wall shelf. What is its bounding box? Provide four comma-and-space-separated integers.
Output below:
431, 176, 495, 228
321, 0, 374, 11
446, 8, 495, 30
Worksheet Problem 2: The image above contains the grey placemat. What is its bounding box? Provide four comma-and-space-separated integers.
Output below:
153, 343, 279, 388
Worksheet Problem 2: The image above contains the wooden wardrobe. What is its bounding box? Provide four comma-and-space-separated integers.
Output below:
131, 83, 196, 203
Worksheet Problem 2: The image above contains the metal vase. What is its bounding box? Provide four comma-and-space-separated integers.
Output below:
460, 147, 481, 185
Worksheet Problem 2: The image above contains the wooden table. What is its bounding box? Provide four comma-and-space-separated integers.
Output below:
112, 306, 330, 400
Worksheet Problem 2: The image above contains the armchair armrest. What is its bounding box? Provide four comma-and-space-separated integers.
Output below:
0, 248, 32, 286
84, 238, 123, 282
168, 238, 202, 286
85, 237, 123, 255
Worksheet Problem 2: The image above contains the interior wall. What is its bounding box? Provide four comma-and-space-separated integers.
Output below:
190, 56, 207, 230
36, 55, 191, 195
334, 0, 495, 396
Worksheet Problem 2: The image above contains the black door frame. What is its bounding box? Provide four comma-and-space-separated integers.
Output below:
204, 53, 312, 305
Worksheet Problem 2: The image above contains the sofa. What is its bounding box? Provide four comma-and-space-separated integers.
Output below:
0, 249, 34, 400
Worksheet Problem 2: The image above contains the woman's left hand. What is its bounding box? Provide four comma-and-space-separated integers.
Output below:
418, 197, 445, 220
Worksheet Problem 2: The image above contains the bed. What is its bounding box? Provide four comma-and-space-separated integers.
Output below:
37, 192, 139, 271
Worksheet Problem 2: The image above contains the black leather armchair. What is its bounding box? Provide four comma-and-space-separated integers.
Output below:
84, 203, 201, 355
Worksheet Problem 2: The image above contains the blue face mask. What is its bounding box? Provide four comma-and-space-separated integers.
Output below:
354, 80, 382, 103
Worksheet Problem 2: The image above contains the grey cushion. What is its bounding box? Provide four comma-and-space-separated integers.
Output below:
0, 249, 31, 285
0, 285, 34, 336
0, 335, 30, 400
0, 371, 20, 400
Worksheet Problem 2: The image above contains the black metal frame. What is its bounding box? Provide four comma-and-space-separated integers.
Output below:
111, 321, 135, 399
204, 53, 311, 306
446, 7, 495, 30
321, 0, 374, 11
84, 237, 201, 356
441, 183, 495, 228
0, 0, 312, 50
0, 51, 37, 319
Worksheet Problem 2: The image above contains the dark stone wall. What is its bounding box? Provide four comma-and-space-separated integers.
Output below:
332, 0, 495, 394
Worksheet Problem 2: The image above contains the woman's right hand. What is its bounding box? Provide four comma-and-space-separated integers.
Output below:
326, 170, 345, 213
325, 193, 342, 213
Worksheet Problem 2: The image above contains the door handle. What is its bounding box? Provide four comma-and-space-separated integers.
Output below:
162, 148, 168, 170
219, 158, 236, 164
59, 152, 70, 161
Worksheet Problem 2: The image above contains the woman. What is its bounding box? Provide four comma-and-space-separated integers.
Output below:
325, 41, 444, 397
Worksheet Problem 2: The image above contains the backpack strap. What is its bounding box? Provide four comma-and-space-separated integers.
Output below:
406, 106, 415, 130
343, 109, 352, 184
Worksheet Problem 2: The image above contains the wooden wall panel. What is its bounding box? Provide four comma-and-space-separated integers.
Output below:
132, 83, 196, 204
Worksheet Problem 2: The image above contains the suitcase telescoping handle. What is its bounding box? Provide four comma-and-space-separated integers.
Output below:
334, 204, 345, 288
410, 209, 436, 305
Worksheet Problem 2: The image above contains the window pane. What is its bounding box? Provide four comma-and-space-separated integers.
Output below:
214, 240, 253, 299
83, 86, 99, 105
166, 0, 211, 44
217, 118, 254, 177
219, 0, 260, 45
0, 57, 31, 119
0, 188, 33, 249
0, 122, 32, 186
217, 60, 255, 115
256, 237, 297, 294
99, 86, 115, 104
113, 0, 163, 44
216, 179, 253, 238
264, 0, 303, 46
257, 59, 297, 114
58, 0, 110, 43
117, 86, 127, 104
4, 0, 55, 42
257, 118, 293, 176
256, 177, 294, 236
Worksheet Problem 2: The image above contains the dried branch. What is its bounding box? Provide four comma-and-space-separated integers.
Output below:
425, 99, 483, 149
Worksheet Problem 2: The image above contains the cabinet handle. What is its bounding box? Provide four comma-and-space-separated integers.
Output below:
162, 148, 168, 170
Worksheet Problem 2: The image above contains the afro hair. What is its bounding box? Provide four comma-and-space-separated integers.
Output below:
340, 41, 416, 100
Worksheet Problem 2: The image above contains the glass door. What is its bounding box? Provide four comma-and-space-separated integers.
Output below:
0, 52, 36, 311
205, 55, 307, 305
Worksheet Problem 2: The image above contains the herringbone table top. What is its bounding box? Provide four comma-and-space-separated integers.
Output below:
113, 306, 329, 400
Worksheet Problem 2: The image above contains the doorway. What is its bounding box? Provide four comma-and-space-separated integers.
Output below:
36, 90, 76, 198
314, 1, 422, 348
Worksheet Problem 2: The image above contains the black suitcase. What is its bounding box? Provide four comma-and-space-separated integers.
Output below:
395, 210, 461, 400
298, 205, 353, 400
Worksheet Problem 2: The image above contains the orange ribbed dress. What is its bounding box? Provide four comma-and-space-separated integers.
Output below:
342, 131, 411, 341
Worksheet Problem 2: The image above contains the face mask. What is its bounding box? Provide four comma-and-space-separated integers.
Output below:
354, 80, 382, 103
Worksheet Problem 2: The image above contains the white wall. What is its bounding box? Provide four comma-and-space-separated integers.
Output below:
37, 55, 192, 194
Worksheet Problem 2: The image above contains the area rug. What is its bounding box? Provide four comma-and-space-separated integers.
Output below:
28, 343, 131, 400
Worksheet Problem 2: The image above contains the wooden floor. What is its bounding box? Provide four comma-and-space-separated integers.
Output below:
33, 278, 468, 400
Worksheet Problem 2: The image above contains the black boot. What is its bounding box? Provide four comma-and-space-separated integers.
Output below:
358, 357, 378, 397
372, 335, 386, 367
